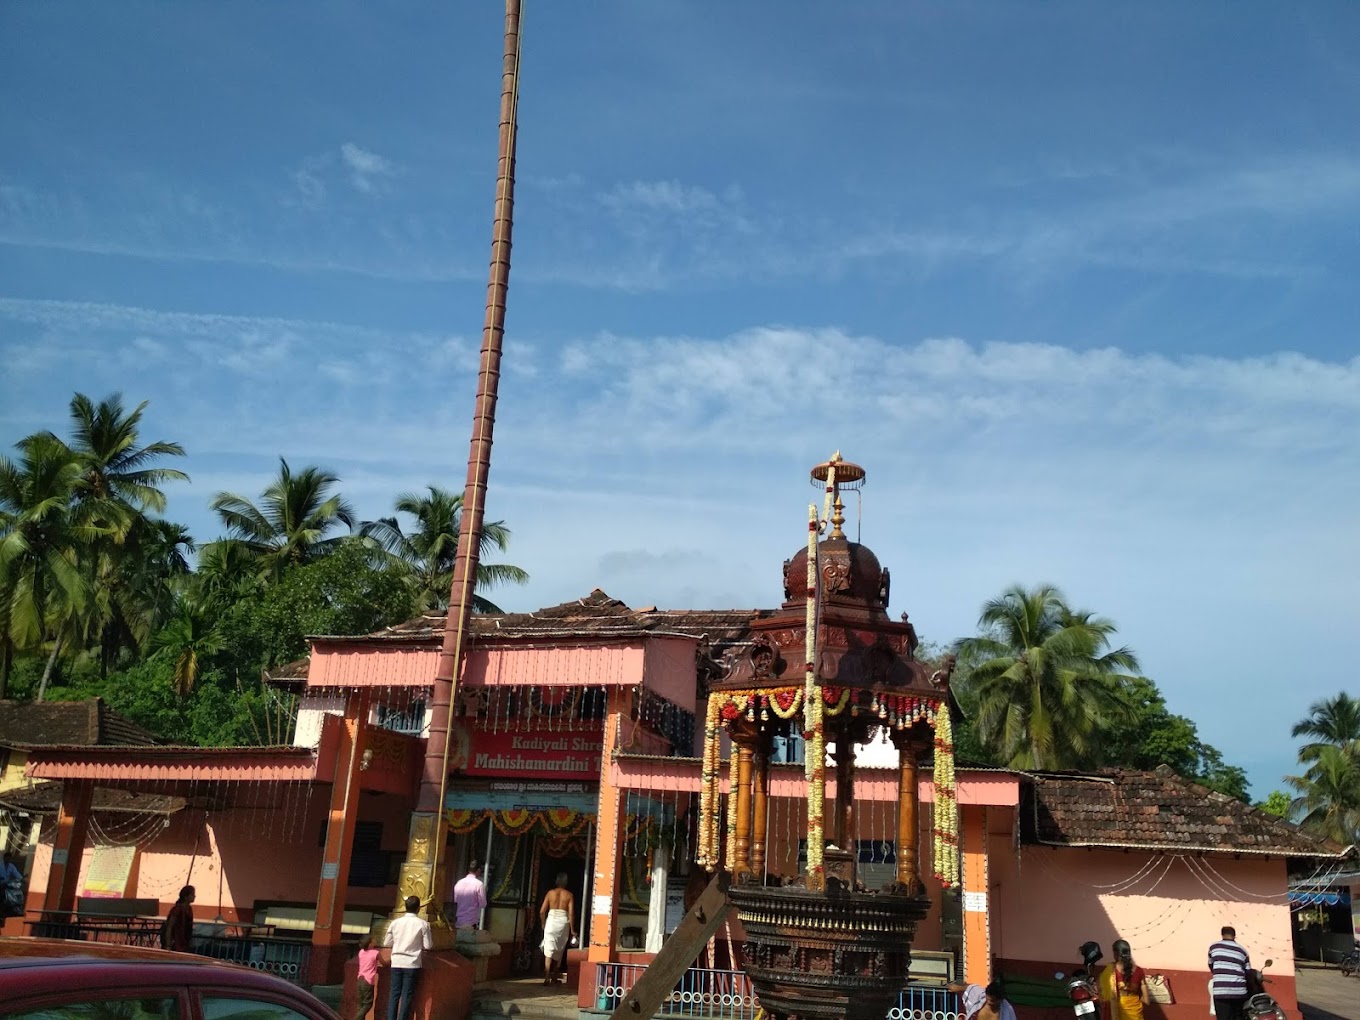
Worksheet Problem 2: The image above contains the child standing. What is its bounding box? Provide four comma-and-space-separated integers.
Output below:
355, 935, 380, 1020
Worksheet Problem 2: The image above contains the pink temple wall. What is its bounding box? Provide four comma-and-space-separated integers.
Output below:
641, 637, 699, 712
991, 843, 1298, 1018
24, 789, 415, 922
308, 641, 660, 689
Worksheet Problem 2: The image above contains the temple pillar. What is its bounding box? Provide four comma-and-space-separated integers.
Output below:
750, 737, 769, 880
308, 690, 371, 986
733, 740, 754, 877
891, 734, 921, 893
587, 688, 631, 963
833, 737, 855, 853
42, 779, 93, 914
960, 804, 991, 986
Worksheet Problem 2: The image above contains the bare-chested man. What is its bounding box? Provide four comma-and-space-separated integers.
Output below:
539, 873, 575, 985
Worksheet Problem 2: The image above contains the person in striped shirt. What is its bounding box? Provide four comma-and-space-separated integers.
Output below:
1207, 926, 1251, 1020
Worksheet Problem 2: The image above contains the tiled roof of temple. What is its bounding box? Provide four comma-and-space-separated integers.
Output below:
314, 588, 762, 647
1020, 765, 1350, 859
264, 589, 762, 688
0, 698, 160, 748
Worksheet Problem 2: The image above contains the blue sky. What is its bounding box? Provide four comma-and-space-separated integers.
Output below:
3, 2, 1358, 797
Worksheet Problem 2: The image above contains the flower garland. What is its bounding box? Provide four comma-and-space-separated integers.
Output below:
491, 838, 520, 900
697, 695, 723, 871
804, 502, 827, 883
931, 703, 960, 888
443, 807, 595, 838
725, 739, 741, 871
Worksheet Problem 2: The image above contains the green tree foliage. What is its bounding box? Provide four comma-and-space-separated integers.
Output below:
0, 433, 95, 698
211, 459, 355, 581
3, 392, 529, 747
1285, 693, 1360, 846
1099, 676, 1250, 801
953, 584, 1140, 770
1257, 790, 1293, 819
212, 539, 417, 676
952, 586, 1250, 799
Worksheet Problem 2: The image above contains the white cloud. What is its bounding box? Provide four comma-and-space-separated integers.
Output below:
598, 179, 724, 216
339, 142, 396, 194
3, 301, 1355, 794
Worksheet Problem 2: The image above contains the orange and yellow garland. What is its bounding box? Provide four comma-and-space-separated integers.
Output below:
804, 503, 826, 882
931, 704, 959, 887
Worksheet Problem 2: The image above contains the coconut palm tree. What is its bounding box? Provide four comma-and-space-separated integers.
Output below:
192, 539, 264, 612
58, 392, 189, 515
32, 394, 190, 676
0, 434, 96, 699
151, 602, 224, 698
210, 459, 355, 581
1286, 744, 1360, 847
1292, 693, 1360, 764
954, 584, 1140, 770
359, 486, 528, 613
86, 517, 197, 676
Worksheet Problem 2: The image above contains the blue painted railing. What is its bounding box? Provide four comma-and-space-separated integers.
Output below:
593, 964, 961, 1020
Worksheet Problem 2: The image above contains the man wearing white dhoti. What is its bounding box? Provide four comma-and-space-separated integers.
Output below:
539, 872, 576, 985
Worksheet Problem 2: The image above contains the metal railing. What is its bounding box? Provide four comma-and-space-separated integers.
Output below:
594, 963, 756, 1019
592, 964, 961, 1020
195, 934, 314, 987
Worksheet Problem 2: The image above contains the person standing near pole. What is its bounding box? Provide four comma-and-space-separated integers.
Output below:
384, 895, 433, 1020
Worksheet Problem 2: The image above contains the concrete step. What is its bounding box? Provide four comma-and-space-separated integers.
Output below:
471, 980, 579, 1020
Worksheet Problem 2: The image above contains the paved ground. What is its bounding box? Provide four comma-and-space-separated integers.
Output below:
1297, 965, 1359, 1020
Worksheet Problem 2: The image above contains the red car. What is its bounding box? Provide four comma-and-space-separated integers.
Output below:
0, 938, 341, 1019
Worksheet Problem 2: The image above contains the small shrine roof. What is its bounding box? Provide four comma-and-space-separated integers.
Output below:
0, 698, 160, 749
1021, 765, 1351, 859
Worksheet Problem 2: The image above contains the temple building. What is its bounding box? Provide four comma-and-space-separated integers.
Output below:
1, 506, 1350, 1019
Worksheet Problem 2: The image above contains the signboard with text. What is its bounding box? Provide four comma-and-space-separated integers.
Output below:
450, 723, 603, 780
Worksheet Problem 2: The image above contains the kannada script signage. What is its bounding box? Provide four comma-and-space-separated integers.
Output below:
451, 724, 603, 780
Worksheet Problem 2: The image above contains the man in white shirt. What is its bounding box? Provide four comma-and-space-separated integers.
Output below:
384, 895, 434, 1020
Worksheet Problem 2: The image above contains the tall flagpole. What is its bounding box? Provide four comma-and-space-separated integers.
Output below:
395, 0, 523, 942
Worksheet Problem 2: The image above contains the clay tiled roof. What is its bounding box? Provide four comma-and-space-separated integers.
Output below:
0, 784, 184, 816
314, 588, 763, 649
1020, 765, 1350, 859
0, 698, 160, 748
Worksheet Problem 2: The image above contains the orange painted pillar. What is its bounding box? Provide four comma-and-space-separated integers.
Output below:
308, 690, 371, 985
587, 688, 630, 964
960, 804, 991, 986
42, 779, 93, 914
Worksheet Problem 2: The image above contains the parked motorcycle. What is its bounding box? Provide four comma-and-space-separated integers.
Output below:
1339, 940, 1359, 978
1061, 941, 1105, 1018
1242, 959, 1286, 1020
